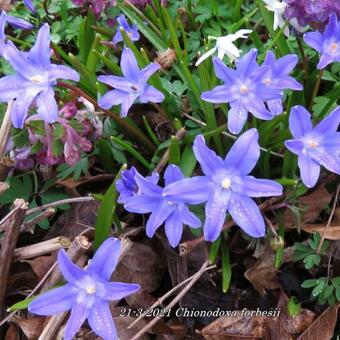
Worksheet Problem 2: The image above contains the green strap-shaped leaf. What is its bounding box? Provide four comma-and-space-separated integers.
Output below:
94, 164, 127, 249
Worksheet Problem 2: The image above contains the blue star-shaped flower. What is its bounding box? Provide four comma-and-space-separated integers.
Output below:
123, 164, 201, 247
29, 237, 140, 340
285, 105, 340, 188
201, 49, 282, 134
98, 47, 164, 117
304, 14, 340, 69
0, 10, 33, 55
116, 166, 159, 204
113, 15, 140, 44
0, 23, 79, 128
261, 51, 303, 115
163, 130, 283, 242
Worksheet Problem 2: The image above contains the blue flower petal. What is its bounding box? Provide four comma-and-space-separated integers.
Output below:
228, 193, 265, 238
193, 134, 224, 176
88, 299, 118, 339
120, 47, 141, 80
87, 238, 121, 281
36, 87, 58, 124
57, 249, 86, 285
289, 106, 313, 139
165, 210, 183, 247
224, 128, 260, 175
28, 23, 51, 68
178, 204, 201, 228
203, 189, 230, 242
298, 153, 320, 188
124, 195, 160, 213
96, 281, 140, 301
146, 200, 175, 237
28, 284, 76, 315
232, 176, 282, 197
314, 106, 340, 134
164, 164, 184, 186
163, 177, 213, 204
63, 301, 92, 340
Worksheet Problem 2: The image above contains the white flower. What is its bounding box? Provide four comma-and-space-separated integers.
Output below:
195, 29, 252, 66
262, 0, 289, 36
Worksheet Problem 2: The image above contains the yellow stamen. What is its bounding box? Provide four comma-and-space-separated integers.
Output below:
331, 43, 338, 50
86, 285, 96, 294
308, 140, 319, 148
30, 75, 44, 83
221, 178, 231, 189
239, 85, 248, 94
263, 78, 272, 85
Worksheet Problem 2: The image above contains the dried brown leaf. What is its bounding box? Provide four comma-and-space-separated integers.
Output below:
202, 315, 266, 339
11, 316, 45, 339
23, 255, 55, 281
112, 242, 165, 293
5, 324, 19, 340
202, 293, 315, 340
57, 174, 114, 189
301, 224, 340, 239
284, 184, 333, 227
296, 305, 339, 340
45, 201, 99, 239
244, 246, 291, 296
113, 317, 150, 340
268, 293, 315, 339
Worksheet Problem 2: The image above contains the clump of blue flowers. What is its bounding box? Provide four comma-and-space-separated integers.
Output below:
29, 238, 140, 340
201, 49, 302, 134
121, 165, 201, 247
118, 131, 283, 244
165, 130, 283, 241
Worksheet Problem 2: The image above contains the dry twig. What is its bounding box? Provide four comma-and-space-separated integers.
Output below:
26, 196, 95, 215
128, 264, 216, 330
317, 184, 340, 254
130, 260, 210, 340
0, 199, 28, 317
13, 236, 71, 261
0, 101, 13, 159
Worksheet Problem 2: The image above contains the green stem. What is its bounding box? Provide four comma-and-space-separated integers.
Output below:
57, 81, 156, 153
111, 136, 153, 170
309, 69, 323, 110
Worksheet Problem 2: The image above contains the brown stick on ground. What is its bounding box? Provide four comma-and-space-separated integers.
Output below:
130, 260, 210, 340
0, 101, 13, 160
0, 199, 28, 317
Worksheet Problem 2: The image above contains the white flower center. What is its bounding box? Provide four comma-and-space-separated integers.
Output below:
307, 140, 319, 148
331, 43, 338, 50
263, 78, 272, 85
86, 285, 96, 294
30, 75, 45, 83
239, 85, 249, 94
221, 178, 231, 189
